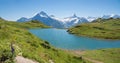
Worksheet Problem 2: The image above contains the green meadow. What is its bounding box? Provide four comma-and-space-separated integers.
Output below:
0, 18, 86, 63
0, 18, 120, 63
68, 18, 120, 39
82, 48, 120, 63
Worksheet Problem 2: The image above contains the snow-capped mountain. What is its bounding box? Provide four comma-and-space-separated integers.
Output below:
50, 14, 89, 28
111, 14, 120, 18
18, 11, 64, 28
102, 15, 111, 19
62, 14, 88, 27
32, 11, 64, 28
49, 15, 63, 22
17, 11, 120, 28
17, 12, 89, 28
34, 11, 49, 18
86, 17, 98, 22
102, 14, 120, 19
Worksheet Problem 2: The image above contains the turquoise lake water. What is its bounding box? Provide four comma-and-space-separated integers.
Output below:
29, 28, 120, 50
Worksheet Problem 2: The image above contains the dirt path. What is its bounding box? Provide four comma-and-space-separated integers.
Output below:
66, 50, 104, 63
15, 56, 39, 63
83, 57, 103, 63
15, 50, 103, 63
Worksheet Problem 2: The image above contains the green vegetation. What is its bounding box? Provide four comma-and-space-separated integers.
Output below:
82, 48, 120, 63
68, 18, 120, 39
0, 19, 85, 63
1, 18, 120, 63
0, 20, 49, 29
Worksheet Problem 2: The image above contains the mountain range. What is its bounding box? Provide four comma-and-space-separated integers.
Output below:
17, 11, 120, 28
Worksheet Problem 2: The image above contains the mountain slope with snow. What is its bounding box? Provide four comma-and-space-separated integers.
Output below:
102, 14, 120, 19
86, 17, 98, 22
50, 14, 89, 28
18, 11, 64, 28
63, 14, 88, 27
17, 12, 89, 28
17, 11, 120, 28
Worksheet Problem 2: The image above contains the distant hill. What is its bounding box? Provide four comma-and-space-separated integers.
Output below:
0, 17, 5, 21
17, 17, 30, 22
68, 18, 120, 39
1, 20, 49, 29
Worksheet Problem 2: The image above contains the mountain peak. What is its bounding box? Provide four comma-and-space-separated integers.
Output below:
37, 11, 49, 18
70, 13, 77, 18
39, 11, 47, 15
73, 13, 77, 17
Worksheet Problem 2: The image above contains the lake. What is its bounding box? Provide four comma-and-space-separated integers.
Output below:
29, 28, 120, 50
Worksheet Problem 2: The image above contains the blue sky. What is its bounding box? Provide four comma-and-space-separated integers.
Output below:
0, 0, 120, 21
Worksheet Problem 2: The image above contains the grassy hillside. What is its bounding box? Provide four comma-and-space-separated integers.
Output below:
0, 19, 85, 63
0, 20, 49, 29
68, 18, 120, 39
82, 48, 120, 63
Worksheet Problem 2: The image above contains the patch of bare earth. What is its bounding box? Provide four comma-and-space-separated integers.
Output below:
15, 56, 39, 63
